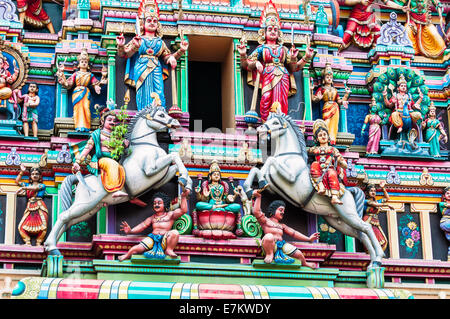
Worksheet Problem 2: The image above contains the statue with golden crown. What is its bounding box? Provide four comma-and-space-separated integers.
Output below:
56, 49, 108, 132
116, 0, 188, 111
237, 0, 313, 122
312, 62, 351, 145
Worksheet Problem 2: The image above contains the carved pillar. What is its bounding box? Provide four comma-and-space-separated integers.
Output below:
56, 82, 69, 118
302, 68, 312, 121
107, 48, 117, 102
176, 43, 189, 113
233, 38, 245, 117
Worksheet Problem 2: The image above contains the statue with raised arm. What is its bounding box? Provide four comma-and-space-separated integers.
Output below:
236, 0, 313, 122
118, 189, 190, 260
252, 191, 319, 268
312, 63, 351, 145
363, 182, 394, 252
56, 49, 107, 132
116, 0, 188, 110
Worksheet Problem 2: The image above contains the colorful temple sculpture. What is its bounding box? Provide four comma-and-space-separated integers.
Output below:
0, 0, 449, 301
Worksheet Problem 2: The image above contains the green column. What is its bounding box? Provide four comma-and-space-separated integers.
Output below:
233, 38, 245, 116
107, 48, 117, 103
97, 207, 107, 235
177, 48, 189, 113
345, 236, 356, 253
77, 0, 90, 19
56, 83, 68, 118
302, 68, 312, 121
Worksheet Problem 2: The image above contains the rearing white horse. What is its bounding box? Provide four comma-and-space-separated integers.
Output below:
44, 106, 193, 255
243, 113, 384, 268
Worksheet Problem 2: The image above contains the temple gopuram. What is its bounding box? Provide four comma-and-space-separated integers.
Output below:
0, 0, 449, 301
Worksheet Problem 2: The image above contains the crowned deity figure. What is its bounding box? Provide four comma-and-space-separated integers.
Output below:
71, 104, 131, 200
422, 102, 448, 157
361, 97, 383, 154
312, 63, 351, 145
338, 0, 406, 51
363, 182, 394, 252
15, 163, 48, 246
0, 52, 19, 115
17, 0, 56, 33
237, 0, 313, 122
116, 0, 188, 110
398, 0, 446, 58
56, 49, 108, 132
308, 120, 348, 205
383, 74, 423, 135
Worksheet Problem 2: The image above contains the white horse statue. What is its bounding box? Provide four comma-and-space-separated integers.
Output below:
44, 106, 193, 255
243, 113, 384, 268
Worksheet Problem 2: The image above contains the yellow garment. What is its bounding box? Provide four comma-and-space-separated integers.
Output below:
406, 23, 446, 59
98, 157, 126, 193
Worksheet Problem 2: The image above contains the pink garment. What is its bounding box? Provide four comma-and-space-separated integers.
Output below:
366, 114, 381, 154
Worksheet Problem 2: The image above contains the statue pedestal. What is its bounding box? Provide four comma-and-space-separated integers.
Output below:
43, 255, 64, 278
366, 266, 385, 288
131, 254, 181, 265
194, 210, 237, 240
379, 140, 433, 159
252, 259, 302, 269
0, 120, 23, 138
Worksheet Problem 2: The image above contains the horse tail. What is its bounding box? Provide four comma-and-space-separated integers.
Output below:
348, 187, 365, 219
60, 174, 79, 212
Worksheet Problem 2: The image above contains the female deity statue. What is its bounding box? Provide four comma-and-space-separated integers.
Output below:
439, 186, 450, 259
363, 182, 394, 252
56, 49, 107, 132
312, 63, 351, 145
399, 0, 446, 58
15, 163, 48, 246
361, 97, 382, 154
193, 160, 243, 239
383, 74, 423, 135
116, 0, 188, 110
308, 120, 348, 205
338, 0, 406, 51
237, 0, 313, 122
422, 103, 448, 157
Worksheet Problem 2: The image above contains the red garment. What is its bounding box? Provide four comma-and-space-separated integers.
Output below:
309, 146, 347, 191
17, 0, 50, 26
342, 2, 381, 48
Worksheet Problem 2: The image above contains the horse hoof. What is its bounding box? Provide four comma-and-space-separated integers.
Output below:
178, 177, 187, 187
245, 190, 254, 200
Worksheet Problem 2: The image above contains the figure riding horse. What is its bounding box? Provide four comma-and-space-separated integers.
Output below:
243, 113, 385, 268
44, 105, 193, 255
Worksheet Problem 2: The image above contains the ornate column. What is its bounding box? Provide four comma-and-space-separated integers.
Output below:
107, 48, 117, 103
233, 38, 245, 117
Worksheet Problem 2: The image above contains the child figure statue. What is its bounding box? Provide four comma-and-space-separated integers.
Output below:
15, 83, 40, 138
118, 189, 190, 261
251, 190, 319, 268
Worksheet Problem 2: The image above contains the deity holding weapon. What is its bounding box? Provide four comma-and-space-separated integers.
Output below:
15, 163, 48, 246
56, 49, 108, 132
383, 74, 423, 136
363, 182, 394, 252
116, 0, 188, 111
236, 0, 313, 122
312, 62, 351, 145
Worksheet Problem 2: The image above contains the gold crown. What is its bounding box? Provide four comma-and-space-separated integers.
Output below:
312, 119, 328, 136
209, 160, 221, 175
260, 0, 280, 28
397, 74, 407, 86
429, 102, 436, 111
322, 62, 333, 78
138, 0, 159, 19
77, 48, 89, 62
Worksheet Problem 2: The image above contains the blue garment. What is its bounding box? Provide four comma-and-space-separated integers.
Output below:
125, 37, 169, 110
273, 240, 295, 264
143, 233, 166, 259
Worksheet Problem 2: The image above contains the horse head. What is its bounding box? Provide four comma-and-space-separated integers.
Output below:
257, 112, 289, 141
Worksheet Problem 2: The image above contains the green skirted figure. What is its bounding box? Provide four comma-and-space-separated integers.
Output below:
422, 103, 448, 157
193, 160, 243, 239
195, 160, 241, 214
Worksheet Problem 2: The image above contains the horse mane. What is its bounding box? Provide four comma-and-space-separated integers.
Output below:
125, 105, 166, 141
268, 112, 308, 164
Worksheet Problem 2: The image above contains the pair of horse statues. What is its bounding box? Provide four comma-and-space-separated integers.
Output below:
44, 106, 384, 269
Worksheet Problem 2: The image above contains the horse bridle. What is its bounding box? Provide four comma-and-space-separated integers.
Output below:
130, 109, 175, 147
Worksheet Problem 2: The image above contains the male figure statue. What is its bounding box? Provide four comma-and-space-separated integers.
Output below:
118, 189, 190, 261
252, 190, 319, 268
